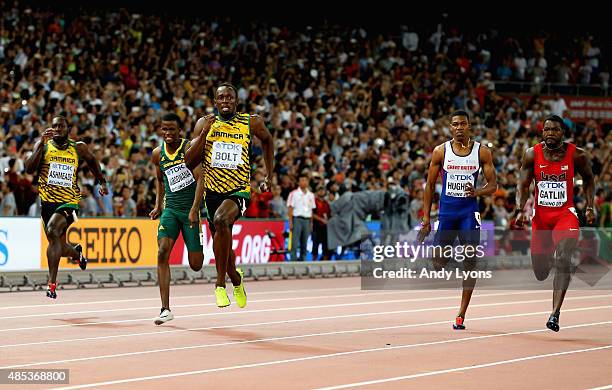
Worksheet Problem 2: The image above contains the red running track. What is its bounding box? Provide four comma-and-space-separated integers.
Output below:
0, 277, 611, 389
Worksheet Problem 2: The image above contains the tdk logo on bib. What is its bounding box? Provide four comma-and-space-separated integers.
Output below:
540, 182, 566, 189
448, 174, 473, 181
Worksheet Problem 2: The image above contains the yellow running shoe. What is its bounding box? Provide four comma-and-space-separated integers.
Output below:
215, 286, 230, 308
233, 268, 247, 308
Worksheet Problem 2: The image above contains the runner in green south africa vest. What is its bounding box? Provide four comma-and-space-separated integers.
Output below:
160, 138, 196, 209
151, 112, 206, 326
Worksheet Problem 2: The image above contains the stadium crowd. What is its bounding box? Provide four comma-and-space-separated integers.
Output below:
0, 2, 611, 228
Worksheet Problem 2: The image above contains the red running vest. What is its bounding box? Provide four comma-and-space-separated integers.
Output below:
533, 142, 575, 211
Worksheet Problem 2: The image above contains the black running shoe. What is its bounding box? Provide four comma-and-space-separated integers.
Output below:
546, 313, 560, 332
74, 244, 87, 270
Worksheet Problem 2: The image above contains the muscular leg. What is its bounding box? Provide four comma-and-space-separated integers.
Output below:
458, 258, 476, 319
432, 229, 452, 272
60, 232, 79, 260
184, 220, 204, 271
531, 229, 554, 281
213, 200, 241, 287
432, 257, 449, 271
157, 237, 175, 310
453, 225, 479, 325
552, 237, 578, 314
46, 213, 68, 284
226, 249, 238, 281
531, 254, 553, 281
187, 251, 204, 272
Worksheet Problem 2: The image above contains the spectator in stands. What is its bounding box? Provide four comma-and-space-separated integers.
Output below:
0, 2, 609, 223
493, 196, 511, 227
95, 176, 114, 216
312, 186, 332, 260
269, 184, 288, 220
409, 188, 423, 228
287, 174, 315, 261
119, 185, 137, 217
80, 184, 98, 217
27, 184, 41, 217
244, 179, 273, 219
0, 181, 17, 216
549, 93, 568, 117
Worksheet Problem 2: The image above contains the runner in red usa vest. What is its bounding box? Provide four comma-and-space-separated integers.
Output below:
516, 115, 596, 332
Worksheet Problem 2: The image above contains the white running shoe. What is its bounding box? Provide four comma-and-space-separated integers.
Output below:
154, 308, 174, 325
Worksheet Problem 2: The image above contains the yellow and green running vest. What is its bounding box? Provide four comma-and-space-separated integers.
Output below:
204, 113, 252, 199
38, 140, 81, 205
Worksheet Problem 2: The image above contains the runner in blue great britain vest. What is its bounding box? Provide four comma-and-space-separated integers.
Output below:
418, 110, 498, 330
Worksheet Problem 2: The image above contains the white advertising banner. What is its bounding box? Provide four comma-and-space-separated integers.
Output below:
0, 218, 41, 271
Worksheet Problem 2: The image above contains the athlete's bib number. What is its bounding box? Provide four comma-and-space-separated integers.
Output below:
48, 162, 74, 188
211, 141, 243, 170
445, 173, 473, 197
537, 181, 567, 207
165, 163, 195, 192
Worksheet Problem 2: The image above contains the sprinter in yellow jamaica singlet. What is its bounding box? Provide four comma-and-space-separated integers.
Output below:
185, 83, 275, 308
24, 115, 108, 299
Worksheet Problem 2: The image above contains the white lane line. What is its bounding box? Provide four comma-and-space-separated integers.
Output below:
588, 385, 612, 390
318, 345, 612, 389
3, 297, 611, 350
0, 290, 565, 333
2, 286, 360, 310
2, 290, 407, 320
4, 306, 612, 370
50, 321, 612, 390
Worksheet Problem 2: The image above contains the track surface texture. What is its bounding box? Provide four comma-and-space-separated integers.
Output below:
1, 277, 611, 389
